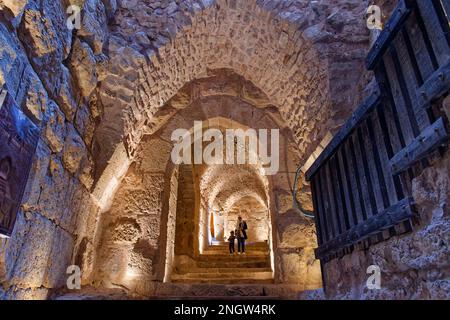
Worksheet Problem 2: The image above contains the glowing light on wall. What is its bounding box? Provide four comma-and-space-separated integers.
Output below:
125, 268, 139, 281
122, 260, 142, 288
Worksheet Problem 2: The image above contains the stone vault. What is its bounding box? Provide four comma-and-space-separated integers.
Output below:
0, 0, 398, 299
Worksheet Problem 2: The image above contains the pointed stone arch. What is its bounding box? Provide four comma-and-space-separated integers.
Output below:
93, 0, 332, 203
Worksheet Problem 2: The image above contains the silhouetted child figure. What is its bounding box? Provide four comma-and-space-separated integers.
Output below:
228, 231, 236, 255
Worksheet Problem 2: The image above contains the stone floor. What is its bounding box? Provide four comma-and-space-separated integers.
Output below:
54, 284, 310, 300
54, 282, 319, 300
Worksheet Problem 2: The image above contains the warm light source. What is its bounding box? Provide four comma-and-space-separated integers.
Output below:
125, 269, 138, 279
123, 265, 141, 287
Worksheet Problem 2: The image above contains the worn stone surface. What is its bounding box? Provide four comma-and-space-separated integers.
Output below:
77, 0, 108, 54
18, 1, 71, 98
69, 39, 98, 99
63, 124, 87, 175
91, 94, 321, 294
0, 22, 25, 91
93, 0, 375, 178
225, 197, 269, 242
0, 0, 447, 301
3, 211, 72, 290
44, 101, 66, 153
0, 0, 95, 299
0, 0, 27, 17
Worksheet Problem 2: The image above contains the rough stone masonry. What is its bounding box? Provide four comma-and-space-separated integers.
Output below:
0, 0, 448, 300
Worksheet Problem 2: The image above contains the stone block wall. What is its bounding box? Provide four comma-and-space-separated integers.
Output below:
174, 165, 197, 257
0, 0, 107, 299
225, 196, 270, 243
0, 0, 383, 299
93, 136, 172, 292
96, 0, 373, 173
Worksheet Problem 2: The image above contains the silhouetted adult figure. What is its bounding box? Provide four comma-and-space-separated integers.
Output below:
235, 216, 248, 254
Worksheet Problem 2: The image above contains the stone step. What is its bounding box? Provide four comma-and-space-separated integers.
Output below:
172, 271, 273, 280
153, 283, 303, 299
54, 284, 306, 300
197, 254, 269, 261
196, 259, 270, 267
204, 250, 269, 254
202, 251, 269, 256
197, 261, 270, 268
179, 267, 272, 274
171, 278, 275, 284
203, 248, 269, 253
209, 242, 269, 248
207, 243, 268, 247
196, 260, 270, 267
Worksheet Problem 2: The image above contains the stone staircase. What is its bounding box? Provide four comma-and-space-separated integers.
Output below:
54, 242, 309, 300
171, 242, 273, 284
54, 243, 307, 300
